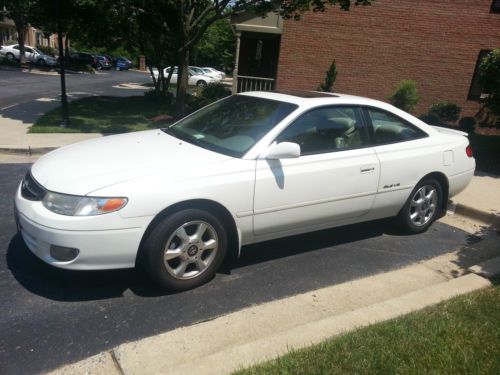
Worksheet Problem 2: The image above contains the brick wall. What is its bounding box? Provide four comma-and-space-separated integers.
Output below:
276, 0, 500, 118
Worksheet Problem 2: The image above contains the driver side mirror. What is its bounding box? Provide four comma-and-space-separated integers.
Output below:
260, 142, 300, 159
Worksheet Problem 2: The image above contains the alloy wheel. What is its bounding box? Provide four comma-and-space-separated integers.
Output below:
163, 221, 219, 280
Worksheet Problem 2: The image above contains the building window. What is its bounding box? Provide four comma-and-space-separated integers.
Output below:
491, 0, 500, 13
36, 31, 43, 46
468, 50, 492, 101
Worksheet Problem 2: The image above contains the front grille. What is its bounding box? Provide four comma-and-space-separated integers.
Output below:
21, 171, 47, 201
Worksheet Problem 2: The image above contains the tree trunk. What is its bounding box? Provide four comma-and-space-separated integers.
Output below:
64, 35, 70, 58
176, 49, 189, 117
15, 24, 27, 65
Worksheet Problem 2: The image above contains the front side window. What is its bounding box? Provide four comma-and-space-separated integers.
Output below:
366, 108, 427, 144
164, 95, 298, 157
276, 106, 368, 155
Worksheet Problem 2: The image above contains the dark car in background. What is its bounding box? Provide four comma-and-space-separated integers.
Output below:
96, 55, 112, 70
115, 57, 133, 70
69, 52, 99, 68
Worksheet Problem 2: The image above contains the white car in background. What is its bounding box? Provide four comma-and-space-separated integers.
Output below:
14, 91, 475, 291
202, 67, 226, 79
190, 66, 224, 80
152, 66, 217, 87
0, 44, 57, 66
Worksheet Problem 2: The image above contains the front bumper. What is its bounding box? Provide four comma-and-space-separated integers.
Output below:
15, 183, 152, 270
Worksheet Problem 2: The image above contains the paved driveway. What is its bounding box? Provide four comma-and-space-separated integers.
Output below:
0, 69, 152, 110
0, 162, 476, 374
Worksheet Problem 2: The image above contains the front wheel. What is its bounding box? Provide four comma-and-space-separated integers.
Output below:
141, 209, 228, 291
196, 80, 207, 87
37, 58, 46, 66
6, 53, 14, 61
397, 178, 442, 234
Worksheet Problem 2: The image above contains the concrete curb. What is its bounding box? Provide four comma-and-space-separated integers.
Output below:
448, 200, 500, 227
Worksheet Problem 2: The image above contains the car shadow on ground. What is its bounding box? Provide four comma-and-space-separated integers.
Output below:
6, 218, 405, 302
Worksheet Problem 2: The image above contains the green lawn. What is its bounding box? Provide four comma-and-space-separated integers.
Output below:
30, 96, 173, 134
235, 278, 500, 375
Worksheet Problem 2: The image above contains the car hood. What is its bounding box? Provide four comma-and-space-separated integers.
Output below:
31, 130, 232, 196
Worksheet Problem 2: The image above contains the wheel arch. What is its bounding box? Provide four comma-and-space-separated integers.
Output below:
418, 171, 450, 213
135, 199, 240, 267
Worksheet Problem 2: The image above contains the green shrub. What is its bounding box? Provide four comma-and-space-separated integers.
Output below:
0, 55, 20, 67
318, 60, 337, 92
36, 45, 58, 57
188, 82, 231, 110
418, 113, 440, 125
429, 101, 461, 122
200, 82, 231, 101
389, 80, 420, 112
458, 117, 476, 133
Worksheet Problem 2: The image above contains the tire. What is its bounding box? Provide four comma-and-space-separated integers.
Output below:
6, 53, 14, 61
37, 58, 46, 66
397, 178, 442, 234
96, 63, 102, 70
142, 209, 228, 291
196, 80, 207, 87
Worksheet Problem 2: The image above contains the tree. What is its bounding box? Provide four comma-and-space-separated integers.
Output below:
172, 0, 374, 115
318, 59, 337, 92
0, 0, 32, 64
193, 18, 235, 71
480, 48, 500, 117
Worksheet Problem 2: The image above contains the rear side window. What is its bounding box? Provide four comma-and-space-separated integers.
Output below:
365, 108, 427, 145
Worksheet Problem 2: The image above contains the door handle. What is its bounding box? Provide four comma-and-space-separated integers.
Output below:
360, 166, 375, 173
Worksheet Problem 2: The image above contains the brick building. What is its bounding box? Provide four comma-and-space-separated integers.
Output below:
1, 18, 59, 49
233, 0, 500, 118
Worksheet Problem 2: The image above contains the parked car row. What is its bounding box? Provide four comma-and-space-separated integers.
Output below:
69, 53, 133, 70
0, 44, 133, 71
152, 65, 226, 87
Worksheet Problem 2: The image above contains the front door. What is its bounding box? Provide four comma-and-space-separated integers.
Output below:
253, 106, 380, 236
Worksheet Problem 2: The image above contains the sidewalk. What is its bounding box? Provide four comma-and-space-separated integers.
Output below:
0, 115, 101, 153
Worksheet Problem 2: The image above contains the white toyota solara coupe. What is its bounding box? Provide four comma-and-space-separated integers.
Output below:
15, 91, 475, 290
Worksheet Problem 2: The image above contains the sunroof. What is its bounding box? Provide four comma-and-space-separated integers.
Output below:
273, 90, 339, 98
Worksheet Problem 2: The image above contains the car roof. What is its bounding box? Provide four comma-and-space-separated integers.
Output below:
240, 90, 390, 108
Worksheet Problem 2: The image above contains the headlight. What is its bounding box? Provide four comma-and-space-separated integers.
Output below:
42, 192, 128, 216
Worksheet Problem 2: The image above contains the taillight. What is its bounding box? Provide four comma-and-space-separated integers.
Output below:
466, 145, 473, 158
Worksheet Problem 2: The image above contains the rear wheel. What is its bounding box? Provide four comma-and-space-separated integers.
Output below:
142, 209, 228, 291
397, 178, 442, 234
196, 80, 207, 87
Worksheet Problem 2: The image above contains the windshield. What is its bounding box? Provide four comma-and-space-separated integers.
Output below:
163, 95, 298, 157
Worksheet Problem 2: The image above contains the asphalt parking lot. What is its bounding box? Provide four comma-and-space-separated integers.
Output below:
0, 161, 478, 374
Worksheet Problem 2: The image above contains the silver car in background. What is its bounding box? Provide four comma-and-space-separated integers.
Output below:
0, 44, 57, 66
